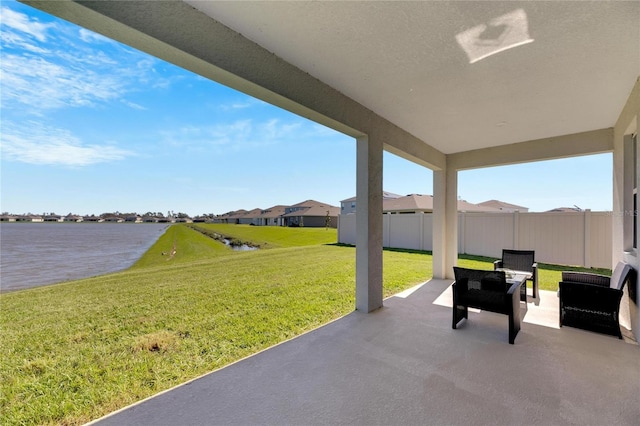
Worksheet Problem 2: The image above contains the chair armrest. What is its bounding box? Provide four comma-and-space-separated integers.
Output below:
506, 281, 522, 296
561, 272, 609, 287
494, 260, 503, 270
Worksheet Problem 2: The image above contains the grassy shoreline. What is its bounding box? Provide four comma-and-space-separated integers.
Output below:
1, 224, 609, 425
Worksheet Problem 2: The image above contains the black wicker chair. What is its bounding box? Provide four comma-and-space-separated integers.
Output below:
494, 249, 538, 300
452, 267, 523, 344
559, 262, 635, 339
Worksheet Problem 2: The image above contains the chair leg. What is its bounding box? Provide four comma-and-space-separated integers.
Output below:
509, 299, 521, 344
452, 305, 467, 329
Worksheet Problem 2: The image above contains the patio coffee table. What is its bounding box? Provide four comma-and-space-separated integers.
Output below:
497, 269, 532, 302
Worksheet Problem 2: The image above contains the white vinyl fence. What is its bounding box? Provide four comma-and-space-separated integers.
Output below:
337, 211, 612, 268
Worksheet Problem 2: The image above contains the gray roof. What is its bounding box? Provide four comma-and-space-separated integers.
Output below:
257, 205, 287, 218
283, 201, 340, 217
341, 191, 402, 203
477, 199, 529, 211
379, 194, 501, 213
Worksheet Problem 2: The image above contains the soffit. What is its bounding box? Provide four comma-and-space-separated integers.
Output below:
185, 1, 639, 155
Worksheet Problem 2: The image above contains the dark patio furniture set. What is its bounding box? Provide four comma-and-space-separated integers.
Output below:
451, 249, 636, 344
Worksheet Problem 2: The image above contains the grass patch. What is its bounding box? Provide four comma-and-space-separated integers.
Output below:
1, 224, 607, 425
132, 331, 180, 354
191, 223, 338, 248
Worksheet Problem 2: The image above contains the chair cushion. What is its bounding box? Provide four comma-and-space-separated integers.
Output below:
610, 262, 632, 290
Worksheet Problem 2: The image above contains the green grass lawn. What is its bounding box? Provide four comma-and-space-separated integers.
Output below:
0, 224, 609, 425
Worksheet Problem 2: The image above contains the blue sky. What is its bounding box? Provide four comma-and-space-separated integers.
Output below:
0, 1, 612, 216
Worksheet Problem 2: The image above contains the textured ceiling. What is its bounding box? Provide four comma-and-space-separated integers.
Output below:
185, 1, 639, 154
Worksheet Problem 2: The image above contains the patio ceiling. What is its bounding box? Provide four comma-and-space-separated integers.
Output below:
185, 1, 639, 155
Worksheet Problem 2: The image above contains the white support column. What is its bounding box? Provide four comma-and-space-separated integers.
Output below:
356, 135, 383, 312
433, 166, 458, 279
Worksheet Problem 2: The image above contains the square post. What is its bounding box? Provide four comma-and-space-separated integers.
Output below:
433, 167, 458, 279
356, 135, 383, 312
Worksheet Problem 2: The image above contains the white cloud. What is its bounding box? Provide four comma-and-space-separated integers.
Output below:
220, 98, 267, 111
0, 7, 52, 42
1, 53, 129, 110
159, 118, 309, 153
0, 121, 133, 166
0, 5, 161, 112
120, 99, 147, 110
78, 28, 111, 44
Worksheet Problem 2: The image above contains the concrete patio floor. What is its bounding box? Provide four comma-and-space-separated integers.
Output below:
92, 279, 639, 426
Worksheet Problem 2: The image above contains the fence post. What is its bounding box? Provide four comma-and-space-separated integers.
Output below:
584, 209, 592, 268
459, 212, 466, 254
419, 211, 425, 251
513, 211, 520, 249
384, 212, 391, 248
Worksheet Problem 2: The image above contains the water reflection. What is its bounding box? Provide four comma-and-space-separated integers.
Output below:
223, 239, 258, 251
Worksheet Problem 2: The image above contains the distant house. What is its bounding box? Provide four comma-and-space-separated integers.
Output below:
341, 194, 501, 215
477, 199, 529, 212
212, 212, 232, 224
223, 209, 248, 224
0, 215, 16, 222
44, 214, 63, 222
237, 208, 262, 225
83, 215, 103, 222
341, 191, 402, 215
64, 214, 83, 222
546, 206, 583, 213
282, 200, 340, 228
103, 216, 125, 223
384, 194, 501, 213
256, 205, 287, 226
21, 215, 44, 222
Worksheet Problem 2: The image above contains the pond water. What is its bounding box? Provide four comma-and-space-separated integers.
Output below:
0, 222, 168, 292
223, 238, 258, 251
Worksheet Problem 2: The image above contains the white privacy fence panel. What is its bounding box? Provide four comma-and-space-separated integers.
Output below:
338, 211, 612, 268
337, 214, 356, 245
517, 213, 585, 266
588, 212, 613, 268
459, 213, 514, 257
387, 213, 424, 250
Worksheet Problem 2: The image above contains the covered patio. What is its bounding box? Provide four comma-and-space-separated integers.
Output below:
22, 1, 639, 424
92, 281, 639, 425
